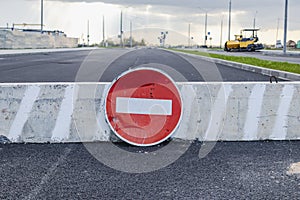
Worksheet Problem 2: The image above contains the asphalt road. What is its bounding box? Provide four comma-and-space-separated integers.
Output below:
1, 48, 299, 199
0, 48, 282, 83
1, 141, 299, 199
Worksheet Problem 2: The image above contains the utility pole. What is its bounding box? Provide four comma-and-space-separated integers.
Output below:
220, 17, 223, 48
130, 20, 133, 48
120, 11, 123, 47
253, 11, 258, 29
204, 12, 208, 46
228, 0, 232, 41
188, 23, 191, 48
41, 0, 43, 33
87, 20, 90, 46
102, 16, 105, 47
197, 7, 208, 47
276, 18, 280, 47
283, 0, 288, 54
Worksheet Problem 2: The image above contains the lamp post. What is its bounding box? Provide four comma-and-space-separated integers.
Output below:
253, 11, 258, 29
120, 6, 134, 48
41, 0, 43, 33
130, 20, 133, 48
87, 20, 90, 46
228, 0, 232, 41
204, 12, 208, 46
220, 17, 223, 48
102, 15, 105, 47
188, 23, 191, 48
275, 18, 280, 47
283, 0, 288, 54
122, 6, 139, 48
197, 7, 208, 47
120, 11, 123, 47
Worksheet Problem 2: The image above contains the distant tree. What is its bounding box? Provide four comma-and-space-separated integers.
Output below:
140, 39, 146, 46
122, 37, 147, 47
106, 39, 117, 47
287, 40, 296, 48
123, 37, 137, 47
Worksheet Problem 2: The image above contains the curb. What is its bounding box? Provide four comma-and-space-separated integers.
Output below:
261, 50, 300, 57
0, 47, 99, 56
166, 49, 300, 81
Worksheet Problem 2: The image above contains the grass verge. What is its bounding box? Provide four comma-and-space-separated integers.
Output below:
170, 49, 300, 75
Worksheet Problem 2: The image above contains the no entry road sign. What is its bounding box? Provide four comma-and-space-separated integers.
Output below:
105, 68, 183, 146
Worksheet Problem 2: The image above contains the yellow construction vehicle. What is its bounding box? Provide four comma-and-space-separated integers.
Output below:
224, 28, 264, 52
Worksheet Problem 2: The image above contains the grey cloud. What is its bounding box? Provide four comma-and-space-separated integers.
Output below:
34, 0, 285, 11
27, 0, 300, 31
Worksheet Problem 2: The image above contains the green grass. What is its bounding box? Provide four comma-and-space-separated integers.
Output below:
171, 49, 300, 74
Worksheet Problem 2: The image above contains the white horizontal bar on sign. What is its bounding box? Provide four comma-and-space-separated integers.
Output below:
116, 97, 172, 115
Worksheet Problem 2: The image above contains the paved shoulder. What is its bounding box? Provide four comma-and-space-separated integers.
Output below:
1, 141, 299, 199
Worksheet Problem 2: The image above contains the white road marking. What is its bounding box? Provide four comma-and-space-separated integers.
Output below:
199, 84, 233, 159
51, 85, 77, 141
203, 84, 233, 141
116, 97, 172, 115
8, 85, 40, 141
271, 85, 295, 139
243, 84, 266, 140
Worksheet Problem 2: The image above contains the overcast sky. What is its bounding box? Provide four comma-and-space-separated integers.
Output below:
1, 0, 300, 45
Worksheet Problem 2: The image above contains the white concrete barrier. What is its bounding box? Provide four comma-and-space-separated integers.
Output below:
0, 82, 299, 143
0, 30, 78, 49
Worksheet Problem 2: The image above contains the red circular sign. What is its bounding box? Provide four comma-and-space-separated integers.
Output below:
105, 68, 182, 146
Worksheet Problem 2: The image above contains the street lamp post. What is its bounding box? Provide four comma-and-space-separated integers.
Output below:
253, 11, 258, 29
130, 20, 133, 48
204, 12, 208, 46
124, 6, 140, 48
283, 0, 288, 54
197, 7, 208, 47
41, 0, 43, 33
228, 0, 232, 41
188, 23, 191, 48
120, 11, 123, 47
87, 20, 90, 46
102, 15, 105, 47
220, 17, 223, 48
276, 18, 280, 47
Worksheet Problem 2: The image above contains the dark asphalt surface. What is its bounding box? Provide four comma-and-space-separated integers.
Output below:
0, 50, 90, 83
1, 141, 300, 199
0, 48, 283, 83
0, 49, 296, 199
